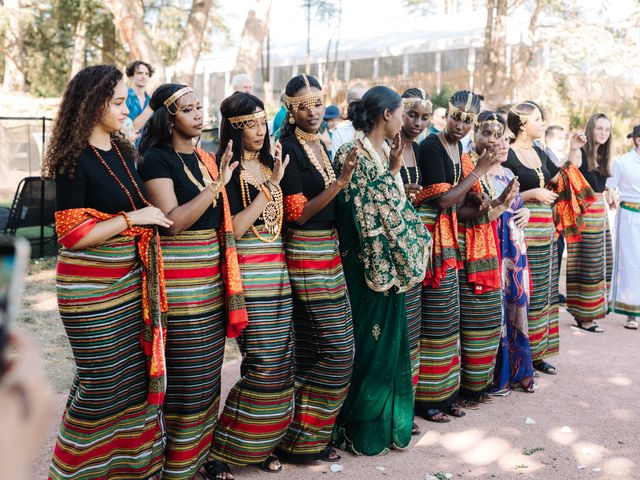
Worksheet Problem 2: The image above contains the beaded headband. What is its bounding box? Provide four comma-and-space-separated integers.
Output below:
227, 110, 268, 129
284, 74, 322, 112
403, 97, 433, 113
448, 101, 478, 124
509, 102, 538, 126
163, 87, 195, 109
478, 114, 505, 137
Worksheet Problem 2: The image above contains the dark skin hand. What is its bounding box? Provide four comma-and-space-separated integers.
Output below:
457, 177, 519, 221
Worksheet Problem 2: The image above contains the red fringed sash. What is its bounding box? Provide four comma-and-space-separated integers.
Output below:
196, 148, 249, 338
55, 208, 168, 405
460, 153, 501, 293
553, 161, 597, 243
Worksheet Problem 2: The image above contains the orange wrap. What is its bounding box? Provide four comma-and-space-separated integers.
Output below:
553, 161, 597, 243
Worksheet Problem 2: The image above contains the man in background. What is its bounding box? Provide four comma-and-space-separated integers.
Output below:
125, 60, 155, 144
331, 83, 368, 159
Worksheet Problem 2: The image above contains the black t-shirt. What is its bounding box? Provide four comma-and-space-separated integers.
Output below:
226, 158, 275, 226
504, 146, 559, 192
56, 145, 149, 213
400, 142, 421, 185
137, 145, 222, 230
418, 133, 463, 186
579, 149, 608, 193
279, 136, 336, 229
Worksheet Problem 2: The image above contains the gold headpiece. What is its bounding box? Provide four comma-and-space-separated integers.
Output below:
448, 101, 478, 125
284, 74, 323, 113
479, 113, 504, 137
509, 102, 538, 126
227, 110, 268, 129
163, 87, 195, 114
403, 96, 433, 113
465, 92, 474, 111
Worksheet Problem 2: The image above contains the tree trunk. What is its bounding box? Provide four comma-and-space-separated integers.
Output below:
173, 0, 215, 85
2, 0, 26, 93
232, 0, 272, 80
101, 17, 117, 65
481, 0, 508, 103
103, 0, 165, 82
69, 20, 88, 78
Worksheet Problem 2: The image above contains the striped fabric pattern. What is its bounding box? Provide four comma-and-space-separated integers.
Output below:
160, 229, 226, 480
212, 228, 295, 466
278, 228, 354, 459
567, 194, 613, 321
458, 231, 503, 399
405, 283, 422, 389
416, 268, 461, 410
525, 202, 560, 362
49, 238, 164, 480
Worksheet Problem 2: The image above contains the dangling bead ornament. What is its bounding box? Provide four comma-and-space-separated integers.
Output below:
294, 127, 336, 188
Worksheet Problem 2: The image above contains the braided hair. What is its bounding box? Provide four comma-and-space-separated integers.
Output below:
449, 90, 482, 112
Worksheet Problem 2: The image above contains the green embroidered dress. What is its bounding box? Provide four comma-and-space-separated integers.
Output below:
332, 132, 431, 455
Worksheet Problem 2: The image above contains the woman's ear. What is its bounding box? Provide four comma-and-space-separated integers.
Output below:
383, 108, 392, 122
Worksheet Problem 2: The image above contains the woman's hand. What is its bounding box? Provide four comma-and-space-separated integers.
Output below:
513, 207, 531, 228
219, 140, 240, 185
474, 145, 502, 174
605, 188, 619, 210
497, 177, 519, 208
269, 143, 290, 185
389, 133, 404, 174
127, 206, 174, 228
570, 131, 587, 151
404, 183, 423, 202
337, 147, 359, 187
534, 187, 559, 205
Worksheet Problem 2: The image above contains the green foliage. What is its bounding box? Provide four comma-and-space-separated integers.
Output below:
430, 85, 456, 109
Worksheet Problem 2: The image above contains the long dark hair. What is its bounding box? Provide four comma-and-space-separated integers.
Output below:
280, 74, 322, 140
138, 83, 187, 156
43, 65, 134, 178
216, 92, 272, 175
348, 85, 402, 134
583, 113, 612, 177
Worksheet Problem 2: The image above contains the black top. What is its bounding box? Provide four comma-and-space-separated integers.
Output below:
56, 145, 149, 213
226, 164, 273, 226
579, 149, 608, 193
418, 133, 463, 186
137, 145, 222, 230
280, 136, 336, 229
400, 142, 421, 185
504, 146, 559, 192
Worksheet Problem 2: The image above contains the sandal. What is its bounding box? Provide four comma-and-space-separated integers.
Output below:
456, 398, 480, 410
512, 380, 535, 393
319, 446, 341, 462
203, 460, 235, 480
421, 408, 450, 423
624, 318, 638, 330
573, 321, 604, 333
477, 393, 493, 404
257, 455, 282, 474
412, 422, 421, 436
534, 361, 557, 375
445, 404, 466, 417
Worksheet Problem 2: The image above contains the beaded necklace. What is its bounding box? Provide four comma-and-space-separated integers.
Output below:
401, 145, 420, 185
513, 144, 545, 188
295, 127, 336, 188
439, 131, 462, 185
172, 148, 221, 209
470, 151, 496, 199
240, 157, 283, 243
91, 141, 151, 209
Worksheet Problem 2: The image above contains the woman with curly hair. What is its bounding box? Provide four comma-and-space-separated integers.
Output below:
45, 65, 172, 479
137, 84, 247, 480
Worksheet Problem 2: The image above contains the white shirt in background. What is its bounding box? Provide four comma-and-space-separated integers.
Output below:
607, 149, 640, 203
331, 121, 355, 160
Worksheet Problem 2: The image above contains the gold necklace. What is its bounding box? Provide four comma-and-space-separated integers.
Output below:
295, 127, 336, 188
440, 131, 462, 185
239, 160, 283, 243
242, 150, 260, 161
513, 146, 545, 188
401, 145, 420, 185
173, 147, 222, 208
470, 151, 496, 199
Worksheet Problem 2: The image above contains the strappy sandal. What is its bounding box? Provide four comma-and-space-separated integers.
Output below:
203, 460, 235, 480
412, 422, 421, 435
477, 393, 493, 404
422, 408, 450, 423
456, 398, 480, 410
534, 361, 557, 375
257, 455, 282, 474
445, 404, 466, 417
319, 445, 341, 462
511, 380, 535, 393
572, 321, 604, 333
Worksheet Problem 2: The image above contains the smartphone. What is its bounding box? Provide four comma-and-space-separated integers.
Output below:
0, 237, 30, 374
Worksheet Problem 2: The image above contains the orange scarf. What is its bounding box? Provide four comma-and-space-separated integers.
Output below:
196, 148, 249, 338
56, 208, 168, 405
553, 161, 597, 243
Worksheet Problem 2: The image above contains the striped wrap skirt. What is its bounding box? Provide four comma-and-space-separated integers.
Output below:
566, 194, 613, 321
161, 229, 226, 480
405, 283, 422, 390
611, 201, 640, 317
525, 201, 559, 362
212, 227, 295, 465
49, 237, 164, 480
457, 229, 503, 400
278, 228, 353, 460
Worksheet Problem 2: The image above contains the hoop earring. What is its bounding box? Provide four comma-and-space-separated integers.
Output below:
288, 115, 295, 124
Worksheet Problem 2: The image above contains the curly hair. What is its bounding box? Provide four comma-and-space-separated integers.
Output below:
43, 64, 134, 179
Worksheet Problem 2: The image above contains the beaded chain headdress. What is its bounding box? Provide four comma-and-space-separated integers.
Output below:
479, 113, 504, 137
227, 109, 268, 129
403, 88, 433, 113
163, 87, 196, 115
509, 102, 538, 126
284, 74, 322, 112
447, 92, 478, 124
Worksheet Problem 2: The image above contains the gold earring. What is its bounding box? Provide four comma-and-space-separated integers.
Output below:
288, 116, 295, 124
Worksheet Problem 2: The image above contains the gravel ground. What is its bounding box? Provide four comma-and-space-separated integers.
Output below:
24, 258, 639, 480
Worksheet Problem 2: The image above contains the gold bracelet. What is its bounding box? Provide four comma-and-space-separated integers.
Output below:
209, 180, 223, 208
120, 211, 133, 230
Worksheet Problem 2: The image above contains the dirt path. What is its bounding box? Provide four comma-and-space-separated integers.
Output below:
24, 260, 639, 479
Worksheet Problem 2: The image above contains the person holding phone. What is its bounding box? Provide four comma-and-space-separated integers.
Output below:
43, 65, 173, 479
